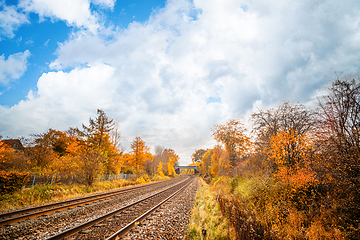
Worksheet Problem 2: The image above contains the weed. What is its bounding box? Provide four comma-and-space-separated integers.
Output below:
186, 178, 234, 240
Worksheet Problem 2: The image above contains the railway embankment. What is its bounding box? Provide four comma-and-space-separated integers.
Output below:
0, 176, 198, 239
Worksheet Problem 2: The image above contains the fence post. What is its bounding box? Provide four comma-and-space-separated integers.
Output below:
51, 175, 54, 185
32, 175, 36, 187
71, 175, 74, 185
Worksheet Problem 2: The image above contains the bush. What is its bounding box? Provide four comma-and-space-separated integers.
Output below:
136, 174, 151, 184
152, 174, 170, 181
0, 171, 29, 195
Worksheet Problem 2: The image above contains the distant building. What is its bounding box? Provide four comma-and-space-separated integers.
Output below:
0, 139, 24, 151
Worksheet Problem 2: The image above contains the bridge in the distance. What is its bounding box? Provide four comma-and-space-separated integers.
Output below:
174, 165, 199, 174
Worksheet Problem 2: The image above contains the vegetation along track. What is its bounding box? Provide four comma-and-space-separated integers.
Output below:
0, 177, 180, 227
0, 176, 189, 239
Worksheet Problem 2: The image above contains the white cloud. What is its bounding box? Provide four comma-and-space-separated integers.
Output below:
43, 39, 50, 47
91, 0, 115, 9
0, 50, 30, 84
0, 2, 29, 40
3, 0, 360, 164
0, 63, 117, 136
18, 0, 101, 32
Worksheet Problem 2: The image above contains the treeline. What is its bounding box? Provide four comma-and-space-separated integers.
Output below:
193, 77, 359, 239
0, 109, 178, 185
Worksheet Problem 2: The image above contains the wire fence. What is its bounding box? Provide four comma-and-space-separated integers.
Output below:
25, 173, 135, 188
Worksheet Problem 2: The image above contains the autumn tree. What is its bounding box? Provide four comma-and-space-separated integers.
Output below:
152, 146, 165, 174
120, 153, 136, 174
212, 119, 251, 167
166, 157, 176, 177
210, 145, 224, 177
152, 146, 179, 176
251, 102, 317, 150
156, 161, 165, 176
130, 136, 152, 171
162, 149, 178, 175
78, 149, 104, 186
318, 77, 360, 168
25, 130, 61, 172
199, 149, 213, 176
82, 109, 114, 148
317, 77, 360, 237
81, 109, 119, 174
191, 149, 207, 163
0, 139, 28, 171
267, 129, 315, 186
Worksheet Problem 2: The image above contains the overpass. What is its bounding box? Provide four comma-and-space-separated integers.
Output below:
174, 165, 199, 174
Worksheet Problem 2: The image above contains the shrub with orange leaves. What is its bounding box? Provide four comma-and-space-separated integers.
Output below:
0, 171, 29, 195
267, 129, 316, 188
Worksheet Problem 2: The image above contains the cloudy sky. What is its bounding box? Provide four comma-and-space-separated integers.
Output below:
1, 0, 360, 165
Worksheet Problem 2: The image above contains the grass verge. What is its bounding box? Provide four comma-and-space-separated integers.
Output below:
186, 178, 234, 240
0, 175, 169, 212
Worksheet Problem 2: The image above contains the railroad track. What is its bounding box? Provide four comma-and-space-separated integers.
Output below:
0, 177, 183, 227
46, 176, 194, 239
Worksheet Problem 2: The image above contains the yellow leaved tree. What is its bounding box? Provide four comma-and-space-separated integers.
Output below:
166, 157, 176, 177
157, 161, 165, 176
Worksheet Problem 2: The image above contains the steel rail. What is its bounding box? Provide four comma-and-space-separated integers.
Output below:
46, 177, 192, 240
0, 177, 182, 227
106, 177, 194, 240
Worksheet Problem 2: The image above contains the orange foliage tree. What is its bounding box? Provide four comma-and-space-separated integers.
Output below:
199, 149, 212, 176
210, 145, 224, 176
212, 119, 251, 168
130, 136, 153, 172
0, 138, 29, 171
267, 129, 315, 188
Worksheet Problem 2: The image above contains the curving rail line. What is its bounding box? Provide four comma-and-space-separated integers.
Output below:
0, 177, 183, 227
46, 176, 194, 240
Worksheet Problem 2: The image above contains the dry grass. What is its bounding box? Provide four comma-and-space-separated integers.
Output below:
0, 175, 154, 212
186, 178, 234, 240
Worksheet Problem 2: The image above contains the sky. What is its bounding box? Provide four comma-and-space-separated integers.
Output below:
1, 0, 360, 165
